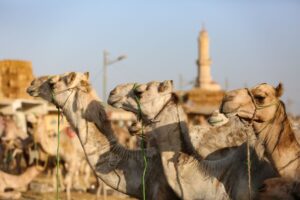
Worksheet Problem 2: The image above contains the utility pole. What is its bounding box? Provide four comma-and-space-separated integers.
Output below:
102, 50, 127, 101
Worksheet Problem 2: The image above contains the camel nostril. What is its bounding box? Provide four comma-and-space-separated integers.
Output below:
26, 87, 32, 94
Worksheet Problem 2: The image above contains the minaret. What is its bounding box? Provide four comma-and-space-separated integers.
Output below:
196, 26, 221, 91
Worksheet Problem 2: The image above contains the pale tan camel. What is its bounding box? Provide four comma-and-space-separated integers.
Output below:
30, 115, 91, 200
0, 115, 31, 173
0, 165, 43, 199
220, 83, 300, 197
26, 72, 179, 200
108, 80, 277, 199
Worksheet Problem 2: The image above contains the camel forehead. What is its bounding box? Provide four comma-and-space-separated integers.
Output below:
55, 72, 85, 78
114, 83, 136, 94
31, 76, 49, 86
120, 83, 136, 90
252, 84, 276, 96
147, 81, 160, 88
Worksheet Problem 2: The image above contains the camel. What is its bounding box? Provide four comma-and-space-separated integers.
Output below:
28, 114, 94, 199
108, 80, 277, 199
0, 165, 43, 199
26, 72, 179, 200
0, 115, 31, 173
221, 83, 300, 179
255, 177, 300, 200
220, 83, 300, 197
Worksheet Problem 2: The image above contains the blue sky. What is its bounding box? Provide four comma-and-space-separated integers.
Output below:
1, 0, 300, 114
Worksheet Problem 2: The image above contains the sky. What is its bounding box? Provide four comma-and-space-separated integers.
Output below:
0, 0, 300, 114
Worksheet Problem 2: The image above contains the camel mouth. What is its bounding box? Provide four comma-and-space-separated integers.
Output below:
220, 100, 241, 117
26, 87, 39, 97
107, 96, 123, 108
220, 106, 238, 117
221, 108, 254, 124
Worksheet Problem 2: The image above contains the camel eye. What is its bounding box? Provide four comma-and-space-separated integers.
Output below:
133, 90, 143, 98
254, 95, 265, 102
49, 81, 57, 89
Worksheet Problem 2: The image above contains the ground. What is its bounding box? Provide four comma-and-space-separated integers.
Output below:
20, 191, 135, 200
17, 173, 136, 200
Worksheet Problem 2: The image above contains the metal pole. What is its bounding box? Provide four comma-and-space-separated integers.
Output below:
103, 50, 108, 101
102, 50, 126, 101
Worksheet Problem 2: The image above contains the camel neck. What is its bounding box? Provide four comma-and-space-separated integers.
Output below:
255, 106, 300, 178
150, 102, 188, 152
55, 89, 156, 198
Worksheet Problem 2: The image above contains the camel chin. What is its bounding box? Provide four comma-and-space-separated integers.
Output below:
128, 121, 142, 135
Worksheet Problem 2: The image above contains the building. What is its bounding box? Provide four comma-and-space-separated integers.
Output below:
195, 27, 221, 91
0, 60, 34, 99
180, 26, 224, 125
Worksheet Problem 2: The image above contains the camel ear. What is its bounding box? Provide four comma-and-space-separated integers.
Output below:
66, 72, 77, 85
49, 75, 60, 84
84, 72, 90, 80
159, 80, 173, 93
275, 83, 283, 97
172, 92, 188, 103
170, 80, 174, 87
80, 80, 91, 92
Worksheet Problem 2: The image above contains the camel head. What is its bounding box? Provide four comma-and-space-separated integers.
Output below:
26, 76, 52, 102
27, 72, 91, 107
108, 80, 174, 123
221, 83, 283, 123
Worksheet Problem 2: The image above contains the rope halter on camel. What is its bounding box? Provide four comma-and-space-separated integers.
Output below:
132, 83, 148, 200
244, 87, 280, 200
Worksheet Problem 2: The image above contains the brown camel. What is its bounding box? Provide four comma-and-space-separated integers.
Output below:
26, 72, 178, 200
220, 83, 300, 197
0, 165, 43, 199
108, 80, 277, 199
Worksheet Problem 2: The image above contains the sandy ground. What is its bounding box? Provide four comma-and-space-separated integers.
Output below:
14, 173, 136, 200
20, 191, 135, 200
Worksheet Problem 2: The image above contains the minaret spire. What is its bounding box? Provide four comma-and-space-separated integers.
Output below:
196, 25, 221, 91
202, 22, 206, 31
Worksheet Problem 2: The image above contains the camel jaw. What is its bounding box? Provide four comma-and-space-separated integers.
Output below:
221, 109, 252, 121
108, 97, 139, 116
